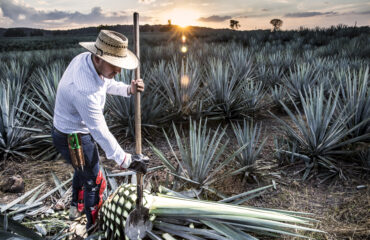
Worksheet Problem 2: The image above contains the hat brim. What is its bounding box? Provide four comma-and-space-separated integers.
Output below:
79, 42, 139, 70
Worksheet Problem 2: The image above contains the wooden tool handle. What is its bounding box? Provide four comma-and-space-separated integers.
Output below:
133, 12, 141, 155
133, 12, 144, 209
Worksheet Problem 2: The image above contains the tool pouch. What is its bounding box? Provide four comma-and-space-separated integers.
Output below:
68, 133, 85, 169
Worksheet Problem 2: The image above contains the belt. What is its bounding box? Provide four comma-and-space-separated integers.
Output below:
53, 127, 90, 136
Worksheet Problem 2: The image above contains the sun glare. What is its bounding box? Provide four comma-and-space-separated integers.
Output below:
167, 8, 200, 28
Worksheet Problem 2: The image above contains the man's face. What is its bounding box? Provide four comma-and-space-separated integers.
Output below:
94, 56, 121, 79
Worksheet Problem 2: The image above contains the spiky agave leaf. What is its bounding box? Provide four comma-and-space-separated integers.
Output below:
335, 66, 370, 138
270, 86, 370, 181
281, 63, 321, 100
105, 71, 169, 139
148, 57, 203, 118
149, 118, 249, 189
205, 58, 252, 119
25, 61, 65, 160
100, 183, 323, 240
231, 119, 267, 169
0, 80, 38, 160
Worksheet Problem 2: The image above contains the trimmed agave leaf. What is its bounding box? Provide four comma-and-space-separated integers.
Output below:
1, 183, 45, 213
270, 86, 370, 180
202, 220, 257, 240
219, 184, 274, 203
0, 230, 32, 240
106, 166, 164, 177
105, 169, 118, 192
149, 118, 248, 189
14, 184, 46, 222
0, 215, 43, 240
154, 221, 228, 240
51, 171, 66, 197
8, 176, 72, 217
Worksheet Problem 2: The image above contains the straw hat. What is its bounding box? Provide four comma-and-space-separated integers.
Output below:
79, 30, 139, 69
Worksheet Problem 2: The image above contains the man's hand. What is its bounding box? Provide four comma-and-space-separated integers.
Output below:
130, 78, 145, 95
128, 154, 149, 174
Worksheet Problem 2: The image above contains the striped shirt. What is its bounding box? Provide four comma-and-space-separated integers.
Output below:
53, 52, 130, 167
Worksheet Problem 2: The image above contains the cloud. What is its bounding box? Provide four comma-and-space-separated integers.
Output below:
284, 11, 337, 18
357, 10, 370, 15
198, 15, 231, 22
0, 0, 152, 28
273, 0, 289, 3
160, 2, 173, 7
138, 0, 156, 4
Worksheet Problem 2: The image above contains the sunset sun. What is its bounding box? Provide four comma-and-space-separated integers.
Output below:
166, 8, 200, 28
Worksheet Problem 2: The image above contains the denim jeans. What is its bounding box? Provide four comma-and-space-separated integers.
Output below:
52, 127, 100, 230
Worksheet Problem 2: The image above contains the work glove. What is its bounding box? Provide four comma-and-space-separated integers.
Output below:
128, 154, 149, 174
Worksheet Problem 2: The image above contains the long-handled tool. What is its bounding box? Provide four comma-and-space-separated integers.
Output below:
125, 12, 152, 240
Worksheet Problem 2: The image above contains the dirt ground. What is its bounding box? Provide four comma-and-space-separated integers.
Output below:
0, 115, 369, 240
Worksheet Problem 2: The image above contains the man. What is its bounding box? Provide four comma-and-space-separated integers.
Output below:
52, 30, 147, 232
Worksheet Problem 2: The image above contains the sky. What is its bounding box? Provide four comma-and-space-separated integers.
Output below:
0, 0, 369, 30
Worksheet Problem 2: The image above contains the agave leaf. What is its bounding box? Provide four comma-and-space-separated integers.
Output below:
270, 85, 368, 180
147, 140, 177, 173
202, 220, 257, 240
219, 184, 274, 203
162, 233, 176, 240
0, 214, 44, 240
37, 177, 72, 203
156, 223, 205, 240
105, 170, 118, 192
146, 230, 163, 240
0, 230, 32, 240
155, 221, 228, 240
1, 183, 45, 213
51, 172, 66, 196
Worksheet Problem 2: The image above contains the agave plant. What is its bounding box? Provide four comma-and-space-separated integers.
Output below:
105, 71, 169, 139
0, 80, 37, 160
231, 120, 267, 171
0, 59, 30, 86
149, 119, 248, 191
100, 183, 323, 239
25, 62, 65, 160
281, 63, 321, 100
270, 84, 288, 107
334, 66, 370, 138
270, 86, 370, 181
205, 58, 253, 119
242, 79, 266, 113
148, 57, 202, 118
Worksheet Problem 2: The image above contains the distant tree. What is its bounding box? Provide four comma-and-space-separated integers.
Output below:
4, 28, 26, 37
270, 19, 283, 32
230, 20, 240, 30
168, 19, 172, 26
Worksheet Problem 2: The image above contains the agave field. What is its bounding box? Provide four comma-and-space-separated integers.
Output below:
0, 25, 369, 239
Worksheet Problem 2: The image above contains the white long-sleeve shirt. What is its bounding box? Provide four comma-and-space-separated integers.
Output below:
53, 52, 130, 167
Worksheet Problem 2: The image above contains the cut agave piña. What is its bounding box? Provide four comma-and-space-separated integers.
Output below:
100, 184, 323, 239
